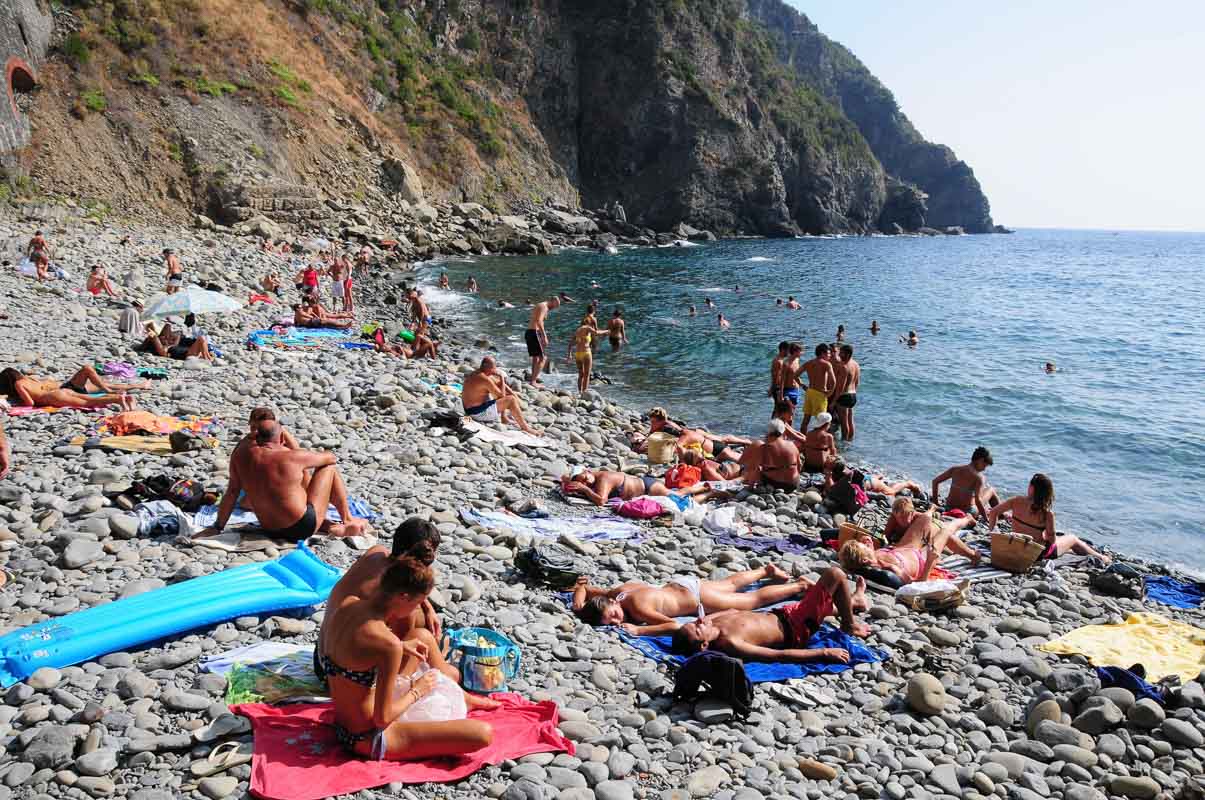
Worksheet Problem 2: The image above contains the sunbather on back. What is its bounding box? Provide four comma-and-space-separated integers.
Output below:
1, 367, 136, 411
840, 498, 979, 584
576, 564, 812, 636
316, 517, 448, 684
670, 566, 870, 663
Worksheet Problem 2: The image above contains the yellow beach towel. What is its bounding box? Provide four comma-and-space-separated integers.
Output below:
1038, 612, 1205, 683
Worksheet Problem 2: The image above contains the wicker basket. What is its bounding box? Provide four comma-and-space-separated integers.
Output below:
646, 432, 678, 465
990, 532, 1045, 573
838, 522, 878, 548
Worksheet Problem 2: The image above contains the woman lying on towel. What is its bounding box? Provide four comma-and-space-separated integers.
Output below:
0, 367, 138, 411
987, 473, 1110, 563
839, 498, 979, 585
322, 557, 498, 760
560, 467, 716, 507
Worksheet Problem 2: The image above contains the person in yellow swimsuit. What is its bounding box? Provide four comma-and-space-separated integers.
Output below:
569, 317, 608, 394
796, 343, 836, 431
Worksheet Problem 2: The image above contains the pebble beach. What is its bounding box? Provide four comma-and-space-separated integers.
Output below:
0, 207, 1202, 800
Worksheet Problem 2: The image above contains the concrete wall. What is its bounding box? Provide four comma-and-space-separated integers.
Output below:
0, 0, 52, 160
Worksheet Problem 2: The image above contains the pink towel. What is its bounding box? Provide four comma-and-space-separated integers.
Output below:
233, 694, 574, 800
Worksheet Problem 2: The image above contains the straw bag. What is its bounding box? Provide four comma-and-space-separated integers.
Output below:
646, 432, 678, 465
838, 522, 884, 548
990, 532, 1045, 573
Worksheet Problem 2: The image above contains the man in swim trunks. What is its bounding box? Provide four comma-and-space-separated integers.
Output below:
461, 356, 540, 435
574, 563, 810, 635
768, 341, 789, 405
781, 342, 803, 413
607, 308, 628, 350
525, 296, 561, 385
163, 249, 184, 294
739, 419, 800, 492
833, 344, 860, 441
315, 517, 451, 683
669, 566, 870, 662
931, 447, 999, 519
796, 343, 835, 432
802, 413, 837, 477
199, 420, 369, 542
408, 289, 433, 337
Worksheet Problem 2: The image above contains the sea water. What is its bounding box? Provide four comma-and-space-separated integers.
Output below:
420, 229, 1205, 573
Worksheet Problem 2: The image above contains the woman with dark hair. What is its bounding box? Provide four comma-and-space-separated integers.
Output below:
1, 367, 137, 410
987, 474, 1110, 562
322, 558, 495, 760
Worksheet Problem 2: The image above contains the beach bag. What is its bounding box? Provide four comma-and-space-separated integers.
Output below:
169, 430, 206, 454
617, 497, 665, 519
646, 432, 678, 465
895, 578, 970, 613
838, 522, 883, 549
515, 542, 585, 589
167, 478, 207, 512
664, 464, 701, 489
1089, 563, 1146, 600
446, 627, 521, 694
990, 532, 1046, 573
672, 651, 754, 719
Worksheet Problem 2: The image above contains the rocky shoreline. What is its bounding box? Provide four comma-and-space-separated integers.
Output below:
0, 209, 1201, 800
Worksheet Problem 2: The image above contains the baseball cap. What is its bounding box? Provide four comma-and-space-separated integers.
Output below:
815, 413, 832, 428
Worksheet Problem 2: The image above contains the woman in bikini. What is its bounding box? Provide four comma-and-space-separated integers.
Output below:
86, 266, 121, 298
839, 498, 979, 584
986, 474, 1109, 563
0, 367, 138, 411
568, 317, 607, 395
322, 558, 497, 760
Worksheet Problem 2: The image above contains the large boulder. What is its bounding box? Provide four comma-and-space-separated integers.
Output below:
539, 209, 598, 236
381, 157, 424, 203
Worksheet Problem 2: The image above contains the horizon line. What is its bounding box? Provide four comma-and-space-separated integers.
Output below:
1008, 224, 1205, 235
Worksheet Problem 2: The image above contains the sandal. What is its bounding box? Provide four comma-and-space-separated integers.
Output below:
189, 741, 253, 777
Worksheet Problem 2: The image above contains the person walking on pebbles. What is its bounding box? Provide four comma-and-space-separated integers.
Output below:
525, 296, 561, 384
198, 419, 370, 542
163, 248, 184, 294
461, 356, 541, 435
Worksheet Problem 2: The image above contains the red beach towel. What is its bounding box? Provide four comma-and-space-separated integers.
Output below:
232, 694, 574, 800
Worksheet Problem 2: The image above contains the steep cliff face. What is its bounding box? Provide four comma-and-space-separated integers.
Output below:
745, 0, 994, 233
5, 0, 992, 236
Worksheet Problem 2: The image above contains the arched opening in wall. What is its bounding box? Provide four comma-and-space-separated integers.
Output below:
6, 58, 37, 117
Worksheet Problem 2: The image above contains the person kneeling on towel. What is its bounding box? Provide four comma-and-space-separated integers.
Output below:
322, 557, 499, 759
669, 567, 871, 663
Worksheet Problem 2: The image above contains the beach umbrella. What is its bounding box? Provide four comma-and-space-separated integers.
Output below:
143, 285, 244, 319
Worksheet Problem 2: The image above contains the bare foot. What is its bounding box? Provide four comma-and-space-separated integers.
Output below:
341, 518, 371, 537
851, 575, 869, 612
845, 619, 872, 638
763, 564, 792, 583
793, 576, 814, 596
465, 692, 502, 712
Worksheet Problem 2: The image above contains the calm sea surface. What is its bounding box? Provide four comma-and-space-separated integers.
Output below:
419, 229, 1205, 574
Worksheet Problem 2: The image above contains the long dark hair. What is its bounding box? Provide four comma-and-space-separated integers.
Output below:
1030, 473, 1054, 515
380, 557, 435, 598
0, 368, 24, 400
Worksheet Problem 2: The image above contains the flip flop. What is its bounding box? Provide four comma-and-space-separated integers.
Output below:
189, 741, 253, 777
194, 714, 251, 743
765, 680, 836, 708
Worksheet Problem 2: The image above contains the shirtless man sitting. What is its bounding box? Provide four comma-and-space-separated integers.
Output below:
574, 563, 807, 635
198, 420, 369, 541
462, 356, 539, 435
932, 447, 1000, 519
670, 566, 870, 663
315, 517, 451, 683
295, 300, 354, 330
739, 419, 800, 492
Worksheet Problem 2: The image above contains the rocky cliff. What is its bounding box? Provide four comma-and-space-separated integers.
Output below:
1, 0, 993, 236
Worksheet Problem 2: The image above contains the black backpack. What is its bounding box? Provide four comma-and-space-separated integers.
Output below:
516, 542, 585, 589
1090, 563, 1146, 600
672, 651, 754, 719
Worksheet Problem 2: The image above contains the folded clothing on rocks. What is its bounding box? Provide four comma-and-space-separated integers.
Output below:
232, 695, 573, 800
459, 507, 645, 543
1038, 612, 1205, 682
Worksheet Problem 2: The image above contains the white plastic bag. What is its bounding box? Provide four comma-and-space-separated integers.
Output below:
702, 506, 739, 536
395, 664, 467, 722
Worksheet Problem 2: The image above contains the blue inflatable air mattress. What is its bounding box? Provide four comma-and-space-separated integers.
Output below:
0, 544, 341, 687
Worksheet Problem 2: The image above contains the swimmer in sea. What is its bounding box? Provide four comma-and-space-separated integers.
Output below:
1044, 362, 1056, 374
607, 308, 628, 351
870, 320, 880, 335
438, 272, 450, 290
718, 313, 730, 330
688, 305, 697, 318
900, 330, 918, 347
836, 324, 845, 342
497, 300, 515, 309
786, 296, 801, 310
704, 297, 715, 310
776, 298, 783, 307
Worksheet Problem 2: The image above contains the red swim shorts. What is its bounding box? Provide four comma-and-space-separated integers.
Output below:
772, 582, 834, 648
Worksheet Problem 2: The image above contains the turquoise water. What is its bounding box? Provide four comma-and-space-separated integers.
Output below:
420, 229, 1205, 573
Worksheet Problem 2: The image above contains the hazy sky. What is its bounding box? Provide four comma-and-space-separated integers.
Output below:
794, 1, 1205, 232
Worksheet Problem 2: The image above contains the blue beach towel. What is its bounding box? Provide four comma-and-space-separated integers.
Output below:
1095, 666, 1165, 705
1144, 576, 1204, 609
460, 507, 646, 543
617, 624, 885, 683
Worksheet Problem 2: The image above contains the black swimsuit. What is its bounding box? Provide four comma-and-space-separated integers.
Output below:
265, 504, 318, 541
317, 651, 384, 753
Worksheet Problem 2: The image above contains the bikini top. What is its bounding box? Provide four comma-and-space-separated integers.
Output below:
318, 651, 377, 688
1011, 510, 1047, 535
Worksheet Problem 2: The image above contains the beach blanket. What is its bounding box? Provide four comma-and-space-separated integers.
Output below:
936, 553, 1014, 584
70, 434, 218, 455
459, 507, 645, 543
618, 623, 884, 683
97, 411, 217, 437
232, 696, 573, 800
248, 328, 355, 349
1145, 575, 1205, 609
186, 530, 296, 553
1038, 612, 1205, 682
462, 419, 551, 449
193, 497, 379, 529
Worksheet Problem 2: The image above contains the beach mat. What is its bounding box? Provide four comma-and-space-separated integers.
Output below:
233, 695, 573, 800
69, 434, 218, 455
1038, 612, 1205, 683
193, 497, 379, 529
459, 507, 645, 543
0, 545, 339, 687
462, 419, 552, 449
